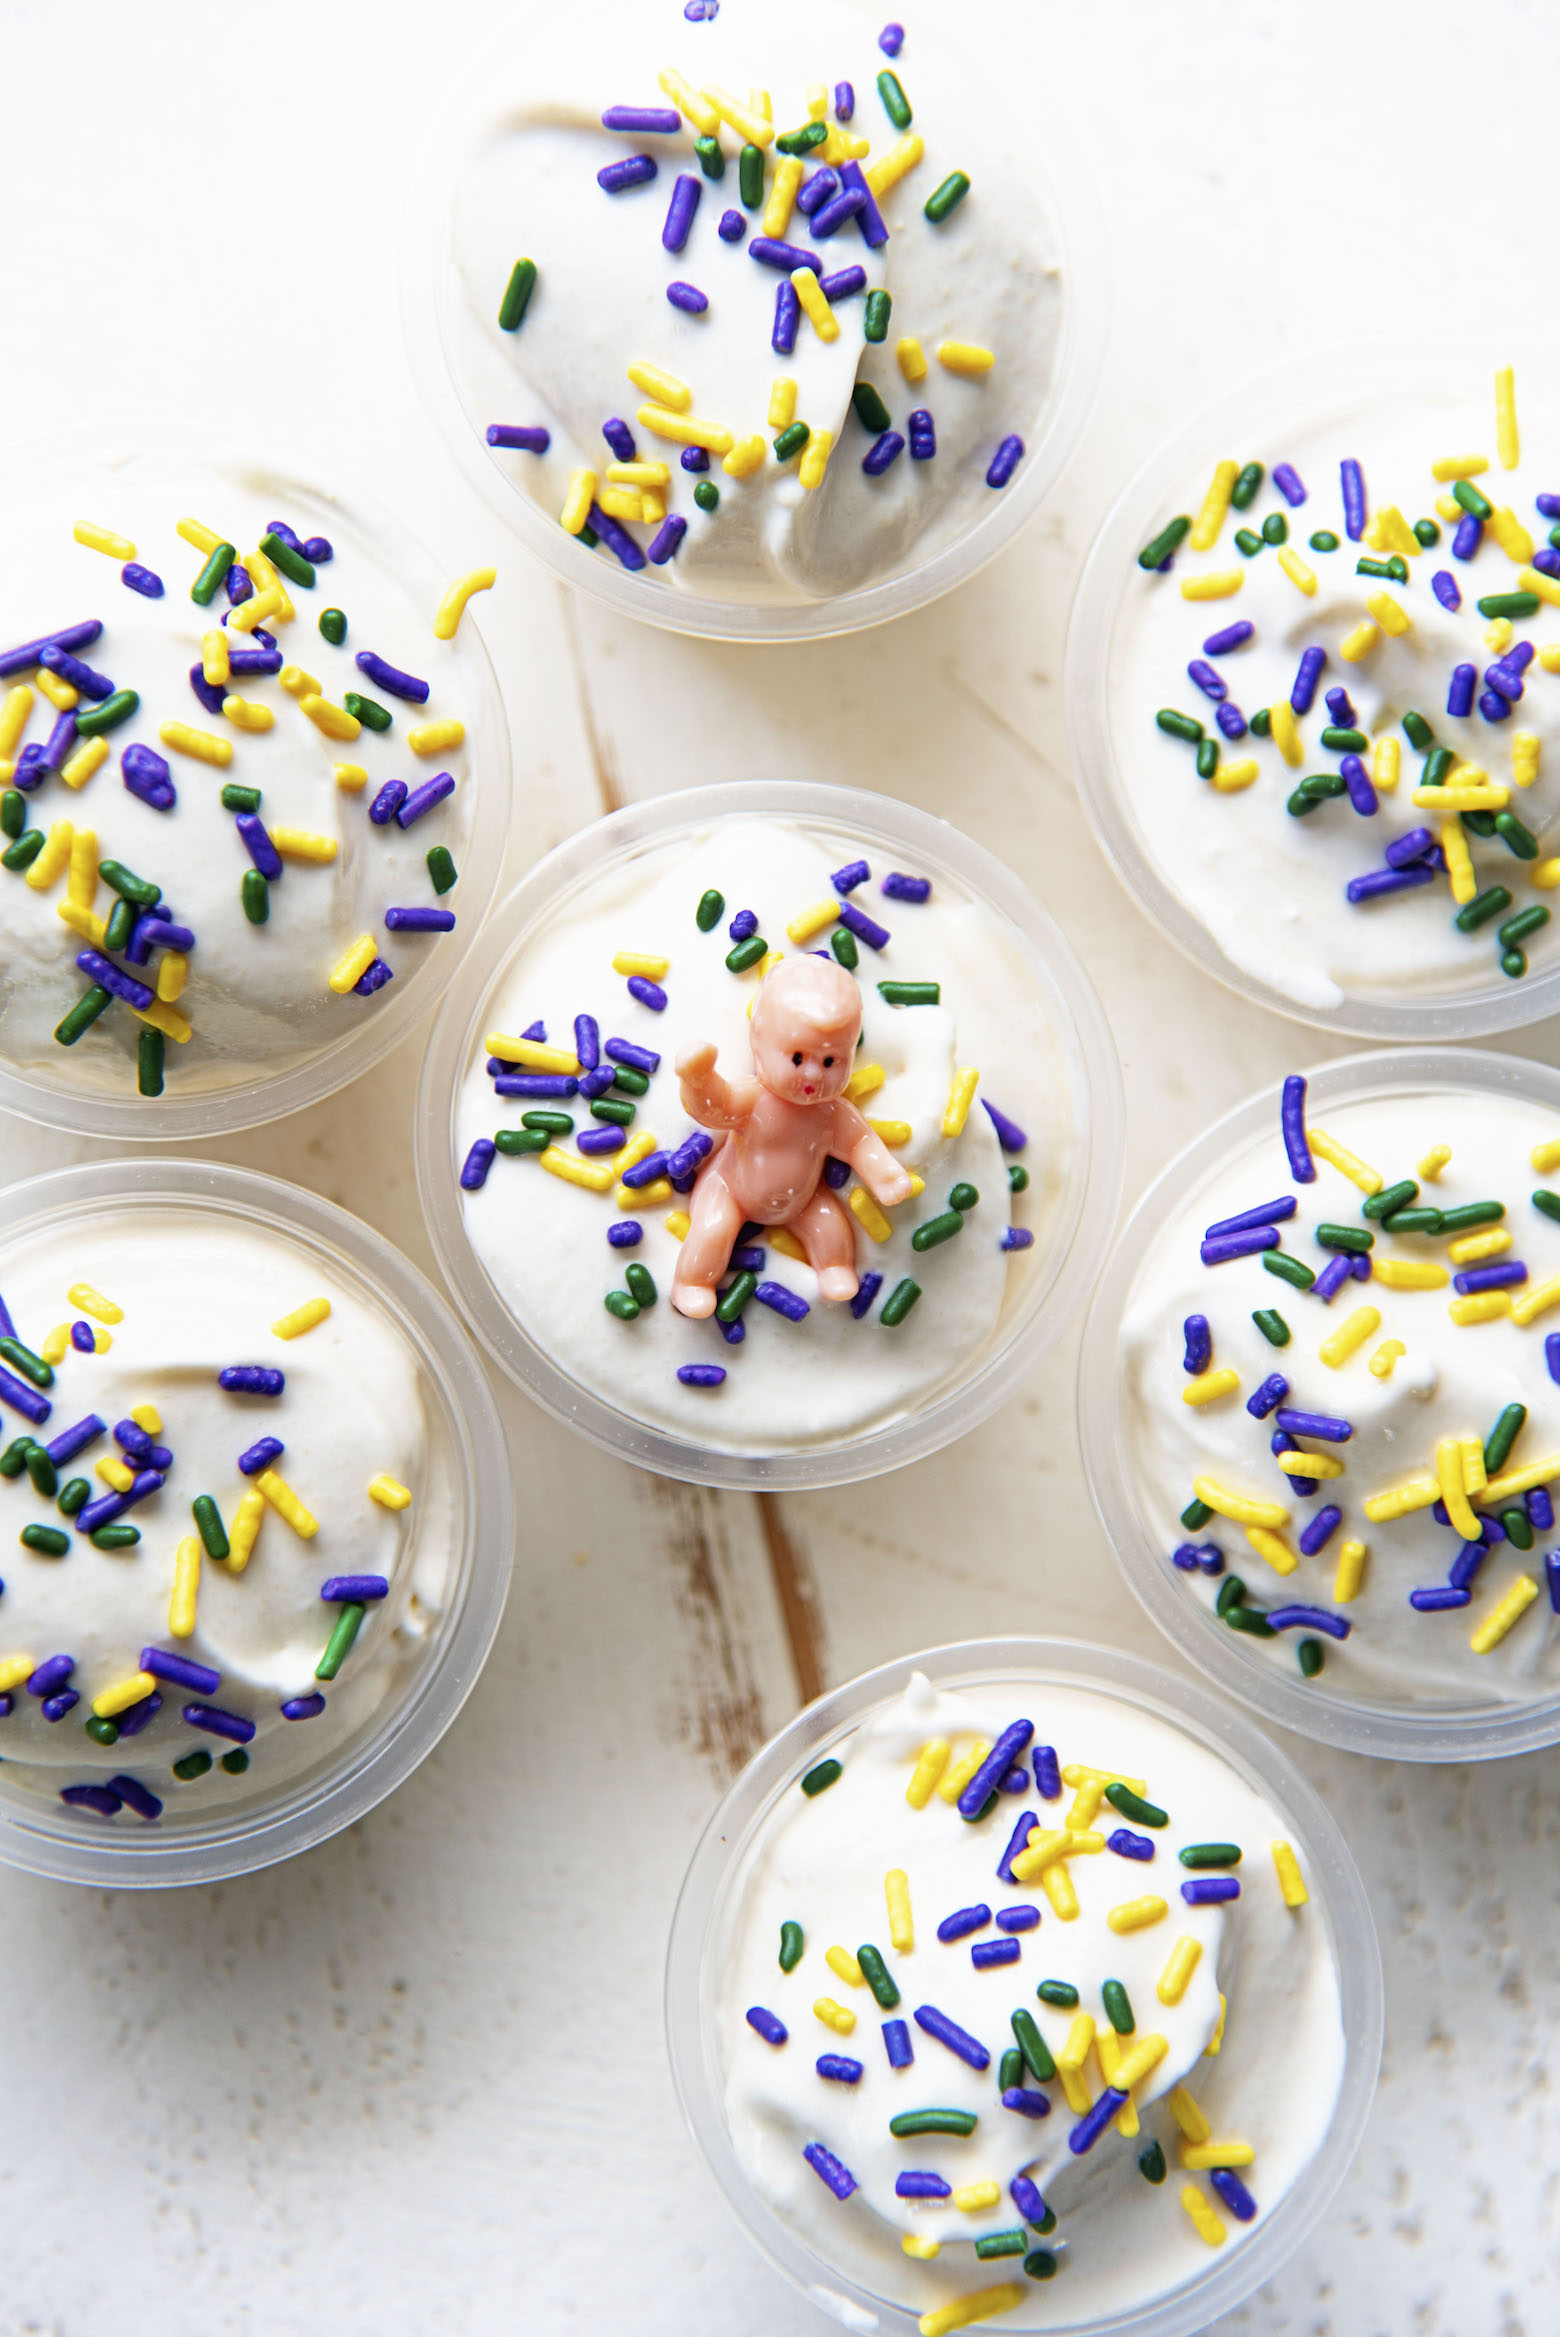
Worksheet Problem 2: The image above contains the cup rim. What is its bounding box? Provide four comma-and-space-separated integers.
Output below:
664, 1632, 1384, 2337
1064, 341, 1560, 1041
413, 779, 1125, 1490
400, 36, 1109, 645
0, 413, 513, 1140
0, 1155, 515, 1885
1078, 1042, 1560, 1761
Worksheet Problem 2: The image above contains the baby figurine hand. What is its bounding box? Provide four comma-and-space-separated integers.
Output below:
676, 1039, 719, 1081
872, 1160, 917, 1208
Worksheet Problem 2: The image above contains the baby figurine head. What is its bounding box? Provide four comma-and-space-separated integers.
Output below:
750, 955, 861, 1107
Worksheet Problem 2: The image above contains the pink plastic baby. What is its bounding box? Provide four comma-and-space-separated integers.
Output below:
670, 954, 915, 1320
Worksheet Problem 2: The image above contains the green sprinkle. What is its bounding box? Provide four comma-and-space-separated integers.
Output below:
54, 986, 113, 1047
1534, 1189, 1560, 1225
1138, 2141, 1167, 2185
498, 257, 537, 331
773, 420, 811, 462
343, 691, 391, 733
863, 288, 892, 343
85, 1715, 119, 1747
1180, 1497, 1212, 1530
801, 1758, 842, 1797
1495, 811, 1539, 859
1414, 517, 1441, 546
1179, 1841, 1242, 1868
1230, 462, 1263, 510
260, 531, 316, 589
830, 927, 859, 970
427, 844, 458, 895
520, 1109, 573, 1134
879, 1277, 921, 1326
1501, 948, 1528, 979
319, 607, 348, 646
1250, 705, 1272, 737
2, 828, 43, 872
852, 381, 893, 435
316, 1600, 366, 1681
577, 523, 600, 548
1480, 591, 1540, 621
172, 1749, 212, 1781
1155, 708, 1203, 744
1101, 1979, 1135, 2035
0, 1336, 52, 1390
240, 867, 269, 924
1297, 1637, 1325, 1678
1320, 726, 1368, 752
624, 1261, 656, 1309
104, 897, 135, 952
57, 1477, 90, 1516
726, 934, 767, 972
19, 1523, 69, 1557
775, 118, 828, 155
1234, 527, 1266, 557
1035, 1979, 1079, 2009
924, 170, 971, 222
739, 143, 765, 207
879, 980, 940, 1006
1008, 1164, 1029, 1194
1196, 738, 1218, 779
949, 1183, 979, 1213
1500, 1503, 1534, 1550
999, 2046, 1025, 2092
220, 783, 262, 814
716, 1270, 758, 1325
779, 1920, 805, 1973
1261, 510, 1288, 545
0, 789, 25, 839
92, 1524, 140, 1549
1104, 1782, 1168, 1829
22, 1442, 56, 1496
1501, 905, 1550, 947
1138, 516, 1191, 569
1453, 478, 1493, 520
1551, 524, 1560, 552
1456, 884, 1513, 932
1381, 1205, 1443, 1234
1423, 747, 1456, 787
1309, 530, 1340, 552
610, 1066, 649, 1097
1363, 1178, 1418, 1220
876, 68, 912, 127
889, 2108, 977, 2138
1464, 808, 1497, 839
137, 1026, 165, 1098
221, 1747, 250, 1774
1252, 1307, 1290, 1347
1298, 773, 1346, 800
911, 1210, 964, 1252
0, 1437, 33, 1478
592, 1097, 636, 1127
1214, 1574, 1246, 1618
192, 1495, 230, 1560
976, 2231, 1027, 2262
1483, 1401, 1528, 1476
494, 1128, 549, 1156
1262, 1250, 1315, 1290
1355, 556, 1399, 580
1226, 1603, 1275, 1638
99, 858, 159, 904
694, 132, 725, 178
1011, 2008, 1055, 2081
1402, 709, 1436, 750
190, 542, 236, 607
857, 1943, 900, 2009
1438, 1201, 1504, 1233
696, 887, 725, 931
1316, 1222, 1372, 1253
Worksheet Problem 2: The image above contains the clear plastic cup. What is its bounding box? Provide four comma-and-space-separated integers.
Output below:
414, 780, 1123, 1489
0, 1156, 513, 1886
1078, 1045, 1560, 1763
1065, 346, 1560, 1041
665, 1634, 1383, 2337
402, 16, 1107, 644
0, 418, 511, 1140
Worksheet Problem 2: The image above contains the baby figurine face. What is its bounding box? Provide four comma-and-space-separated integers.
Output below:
749, 956, 861, 1107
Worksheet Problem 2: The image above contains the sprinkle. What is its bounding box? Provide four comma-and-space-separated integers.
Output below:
1469, 1574, 1540, 1653
915, 2290, 1026, 2337
183, 1701, 255, 1746
1106, 1895, 1167, 1934
271, 1297, 330, 1342
1270, 1842, 1308, 1907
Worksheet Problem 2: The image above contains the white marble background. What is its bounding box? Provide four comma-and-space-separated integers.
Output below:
2, 1, 1556, 2331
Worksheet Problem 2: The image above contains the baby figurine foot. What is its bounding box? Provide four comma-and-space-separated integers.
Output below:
672, 1280, 718, 1320
816, 1266, 859, 1303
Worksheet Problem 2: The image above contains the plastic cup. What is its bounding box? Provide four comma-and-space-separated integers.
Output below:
0, 1156, 513, 1886
0, 418, 511, 1141
1078, 1044, 1560, 1763
402, 19, 1107, 644
1065, 347, 1560, 1041
665, 1633, 1383, 2337
414, 779, 1124, 1489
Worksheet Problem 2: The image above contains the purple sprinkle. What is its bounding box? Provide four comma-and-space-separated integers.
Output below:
1411, 1585, 1472, 1612
122, 564, 163, 598
1448, 662, 1477, 718
122, 741, 175, 810
1385, 826, 1436, 868
748, 235, 822, 275
881, 871, 931, 903
730, 1246, 765, 1271
320, 1575, 389, 1602
1480, 690, 1512, 724
796, 166, 840, 217
1350, 1251, 1373, 1283
1455, 1262, 1528, 1295
710, 208, 742, 244
831, 860, 870, 894
678, 1363, 728, 1388
755, 1281, 809, 1322
1528, 1487, 1554, 1532
608, 1221, 642, 1248
1532, 548, 1560, 580
1280, 1076, 1314, 1183
1211, 2169, 1258, 2223
803, 2143, 857, 2201
879, 21, 904, 52
995, 1904, 1041, 1932
1012, 2175, 1048, 2227
587, 504, 648, 573
355, 650, 428, 705
282, 1692, 327, 1721
27, 1655, 75, 1697
182, 1702, 255, 1746
972, 1937, 1021, 1970
748, 2005, 786, 2049
1346, 865, 1433, 904
218, 1367, 284, 1397
626, 976, 668, 1012
1215, 702, 1248, 739
937, 1903, 992, 1943
819, 264, 866, 303
110, 1774, 163, 1822
667, 280, 709, 314
494, 1073, 577, 1100
460, 1139, 496, 1191
396, 773, 456, 829
603, 418, 637, 462
1108, 1827, 1155, 1861
10, 741, 46, 792
648, 515, 688, 565
44, 1414, 104, 1467
40, 645, 112, 698
1183, 1313, 1212, 1373
41, 709, 76, 773
1298, 1506, 1343, 1558
1001, 1227, 1034, 1252
606, 1037, 660, 1074
136, 916, 194, 953
1267, 1603, 1350, 1639
599, 155, 658, 195
1206, 1196, 1298, 1239
1431, 569, 1462, 612
1182, 1875, 1240, 1905
227, 646, 282, 676
112, 1691, 162, 1740
1031, 1745, 1060, 1800
1547, 1552, 1560, 1613
957, 1719, 1035, 1818
602, 105, 683, 134
75, 947, 153, 1011
622, 1149, 672, 1190
668, 1131, 714, 1179
226, 564, 253, 605
987, 436, 1025, 491
1188, 660, 1227, 702
0, 618, 102, 682
1340, 458, 1366, 540
837, 899, 889, 951
908, 409, 936, 461
1539, 495, 1560, 518
996, 1812, 1037, 1884
1272, 462, 1306, 506
574, 1014, 600, 1071
771, 278, 801, 353
1340, 754, 1378, 816
234, 813, 282, 881
1271, 1433, 1318, 1497
1069, 2087, 1129, 2155
1200, 1226, 1280, 1265
0, 1364, 50, 1426
42, 1691, 80, 1723
817, 2054, 864, 2084
1171, 1545, 1201, 1571
912, 2004, 989, 2071
1204, 621, 1255, 656
1277, 1406, 1352, 1442
1291, 645, 1326, 713
354, 957, 395, 996
70, 1322, 95, 1356
140, 1648, 220, 1695
0, 1289, 13, 1338
896, 2171, 948, 2199
1000, 1762, 1034, 1791
1246, 1372, 1289, 1419
1002, 2087, 1051, 2118
1547, 1333, 1560, 1387
1453, 514, 1482, 560
1325, 686, 1357, 725
881, 2019, 913, 2068
487, 424, 551, 453
719, 1317, 745, 1346
849, 1271, 883, 1319
61, 1783, 119, 1814
385, 907, 456, 933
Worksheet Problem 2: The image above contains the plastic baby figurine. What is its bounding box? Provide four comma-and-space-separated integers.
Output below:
670, 954, 914, 1319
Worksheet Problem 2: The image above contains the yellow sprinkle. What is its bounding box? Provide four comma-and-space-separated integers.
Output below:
1168, 2085, 1211, 2143
1362, 587, 1408, 637
68, 1282, 121, 1325
721, 434, 767, 480
1435, 1436, 1479, 1541
97, 1456, 135, 1493
35, 666, 78, 712
1481, 1451, 1560, 1506
40, 1326, 68, 1366
943, 1067, 980, 1139
638, 404, 735, 456
272, 1296, 331, 1340
1040, 1861, 1079, 1921
1438, 815, 1477, 906
1107, 1895, 1168, 1935
57, 899, 106, 947
1188, 459, 1238, 552
1065, 1777, 1105, 1830
226, 1488, 265, 1575
1273, 547, 1316, 597
896, 335, 927, 382
783, 900, 839, 947
487, 1032, 581, 1074
539, 1146, 617, 1196
332, 762, 369, 796
1058, 2062, 1093, 2114
0, 684, 32, 760
950, 2178, 1002, 2216
1192, 1476, 1288, 1529
92, 1669, 159, 1720
1470, 1574, 1539, 1654
197, 629, 232, 689
1245, 1523, 1299, 1574
1340, 619, 1380, 663
73, 520, 136, 561
813, 1996, 855, 2036
329, 934, 378, 995
1182, 1367, 1238, 1407
1449, 1229, 1511, 1266
1372, 505, 1420, 561
1183, 2141, 1255, 2171
1367, 1341, 1405, 1384
825, 1945, 864, 1989
1510, 731, 1541, 789
1518, 564, 1560, 610
616, 1134, 658, 1179
1319, 1304, 1380, 1367
1277, 1449, 1342, 1480
1056, 2012, 1095, 2073
1510, 1274, 1560, 1328
867, 130, 925, 197
916, 2284, 1025, 2337
906, 1739, 951, 1807
885, 1867, 914, 1950
1270, 1840, 1309, 1908
1211, 758, 1260, 793
158, 720, 232, 768
848, 1186, 892, 1243
606, 954, 669, 986
1495, 364, 1520, 468
130, 1404, 160, 1435
1306, 1128, 1383, 1195
1061, 1764, 1147, 1792
1490, 505, 1535, 562
1373, 1258, 1447, 1291
267, 827, 338, 870
902, 2236, 941, 2261
1461, 1435, 1486, 1498
560, 468, 597, 536
0, 1656, 37, 1695
701, 84, 775, 146
221, 694, 274, 734
937, 1739, 992, 1804
1204, 1994, 1226, 2059
1534, 855, 1560, 889
1451, 1291, 1513, 1326
1335, 1537, 1372, 1600
1114, 2031, 1169, 2092
767, 378, 798, 431
1269, 699, 1303, 766
598, 486, 647, 526
255, 1467, 318, 1540
657, 67, 720, 134
1157, 1935, 1202, 2006
1414, 784, 1509, 814
798, 430, 834, 491
177, 517, 222, 554
229, 586, 284, 636
1374, 736, 1400, 793
769, 1227, 807, 1264
805, 83, 827, 120
368, 1475, 412, 1511
664, 1210, 690, 1241
1413, 1144, 1450, 1186
762, 154, 803, 237
408, 718, 464, 759
24, 820, 73, 893
937, 341, 996, 381
792, 267, 840, 345
1180, 569, 1242, 602
169, 1536, 201, 1639
433, 565, 496, 640
1363, 1472, 1439, 1524
136, 997, 191, 1046
1431, 453, 1489, 481
1531, 1137, 1560, 1174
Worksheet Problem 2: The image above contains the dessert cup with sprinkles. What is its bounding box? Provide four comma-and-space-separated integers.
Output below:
408, 0, 1106, 641
416, 781, 1122, 1489
1067, 352, 1560, 1039
666, 1636, 1381, 2337
0, 1156, 512, 1885
1080, 1048, 1560, 1764
0, 423, 510, 1139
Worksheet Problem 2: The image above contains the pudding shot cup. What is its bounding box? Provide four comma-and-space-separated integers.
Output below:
0, 1156, 512, 1886
415, 781, 1122, 1490
665, 1636, 1382, 2337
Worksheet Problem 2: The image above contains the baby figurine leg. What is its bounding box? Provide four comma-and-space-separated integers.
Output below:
788, 1183, 860, 1303
671, 1166, 747, 1319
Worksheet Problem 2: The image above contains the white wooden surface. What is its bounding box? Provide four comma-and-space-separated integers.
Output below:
2, 3, 1557, 2331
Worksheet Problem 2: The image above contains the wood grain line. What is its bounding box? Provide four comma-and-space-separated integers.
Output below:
558, 584, 622, 815
755, 1493, 828, 1710
652, 1477, 767, 1783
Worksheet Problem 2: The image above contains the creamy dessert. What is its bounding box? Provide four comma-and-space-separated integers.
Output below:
1109, 369, 1560, 1013
0, 1210, 452, 1822
0, 450, 485, 1101
443, 1, 1063, 604
1120, 1072, 1560, 1705
719, 1670, 1344, 2331
452, 814, 1067, 1452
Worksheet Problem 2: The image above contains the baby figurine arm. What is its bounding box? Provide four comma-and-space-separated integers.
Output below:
833, 1098, 916, 1207
677, 1039, 759, 1131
